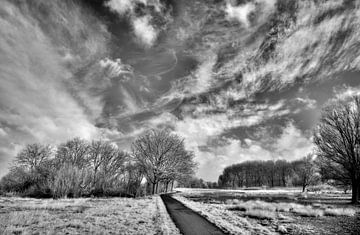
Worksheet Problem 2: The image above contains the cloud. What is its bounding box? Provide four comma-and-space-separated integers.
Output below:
333, 85, 360, 101
193, 122, 313, 181
0, 128, 7, 137
273, 122, 314, 160
130, 100, 293, 181
225, 2, 256, 27
221, 0, 360, 94
105, 0, 138, 15
0, 0, 114, 177
295, 97, 317, 109
224, 0, 277, 27
132, 16, 158, 47
105, 0, 162, 15
105, 0, 166, 47
99, 58, 133, 78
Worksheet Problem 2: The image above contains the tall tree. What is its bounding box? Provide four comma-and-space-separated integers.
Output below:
55, 138, 90, 169
314, 96, 360, 203
132, 129, 196, 194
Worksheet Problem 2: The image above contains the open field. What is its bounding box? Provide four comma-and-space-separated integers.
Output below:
174, 188, 360, 235
0, 196, 179, 235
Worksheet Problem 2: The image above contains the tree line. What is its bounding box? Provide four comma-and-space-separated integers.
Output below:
218, 155, 319, 192
0, 129, 196, 198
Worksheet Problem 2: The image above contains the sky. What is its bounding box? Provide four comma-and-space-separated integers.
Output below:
1, 0, 360, 181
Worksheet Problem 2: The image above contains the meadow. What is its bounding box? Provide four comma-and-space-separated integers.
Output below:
174, 188, 360, 235
0, 196, 179, 235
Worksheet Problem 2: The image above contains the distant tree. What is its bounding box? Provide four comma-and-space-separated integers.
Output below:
314, 96, 360, 203
293, 154, 320, 192
275, 160, 292, 187
218, 159, 316, 190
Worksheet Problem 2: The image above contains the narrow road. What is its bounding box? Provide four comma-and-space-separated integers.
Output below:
160, 194, 227, 235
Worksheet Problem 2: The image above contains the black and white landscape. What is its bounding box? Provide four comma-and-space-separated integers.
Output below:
1, 0, 360, 234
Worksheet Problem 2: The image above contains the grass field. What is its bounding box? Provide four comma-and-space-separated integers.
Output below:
1, 188, 359, 235
174, 188, 360, 235
0, 196, 179, 235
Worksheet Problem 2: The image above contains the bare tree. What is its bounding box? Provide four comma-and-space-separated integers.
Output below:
88, 140, 129, 194
314, 96, 360, 203
55, 138, 90, 169
132, 129, 196, 194
13, 143, 53, 195
293, 154, 319, 192
15, 143, 52, 170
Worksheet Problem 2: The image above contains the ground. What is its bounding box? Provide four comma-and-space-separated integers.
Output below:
1, 188, 360, 235
174, 188, 360, 235
0, 196, 179, 235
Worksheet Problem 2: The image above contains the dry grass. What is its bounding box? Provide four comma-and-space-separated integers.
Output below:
0, 196, 180, 235
244, 209, 277, 220
292, 206, 324, 217
324, 208, 356, 217
227, 199, 357, 218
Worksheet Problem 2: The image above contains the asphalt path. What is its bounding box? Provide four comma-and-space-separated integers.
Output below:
160, 194, 227, 235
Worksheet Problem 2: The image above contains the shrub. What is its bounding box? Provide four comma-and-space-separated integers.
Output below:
0, 167, 33, 193
50, 165, 91, 198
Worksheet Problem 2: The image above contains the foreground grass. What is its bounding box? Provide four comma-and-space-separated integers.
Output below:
0, 196, 179, 235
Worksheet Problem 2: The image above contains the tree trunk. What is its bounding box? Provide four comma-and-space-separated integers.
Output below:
282, 171, 286, 187
351, 179, 359, 204
171, 180, 174, 191
165, 181, 169, 193
302, 184, 306, 192
155, 182, 159, 194
152, 183, 156, 195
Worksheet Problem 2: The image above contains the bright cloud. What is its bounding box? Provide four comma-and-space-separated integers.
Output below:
132, 16, 158, 47
106, 0, 162, 47
99, 58, 134, 78
334, 85, 360, 101
225, 2, 256, 27
105, 0, 137, 15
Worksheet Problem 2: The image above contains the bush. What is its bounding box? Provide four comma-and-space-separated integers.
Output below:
50, 165, 91, 198
0, 167, 33, 193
